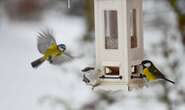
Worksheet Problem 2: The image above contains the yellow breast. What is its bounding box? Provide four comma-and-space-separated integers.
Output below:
143, 68, 156, 81
43, 43, 62, 59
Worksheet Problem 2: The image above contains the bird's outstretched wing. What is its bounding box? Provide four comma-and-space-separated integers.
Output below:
50, 52, 73, 65
37, 30, 57, 54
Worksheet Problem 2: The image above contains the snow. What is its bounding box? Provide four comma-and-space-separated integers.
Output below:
0, 8, 88, 110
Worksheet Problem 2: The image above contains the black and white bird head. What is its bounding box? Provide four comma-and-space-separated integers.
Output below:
81, 67, 100, 86
58, 44, 66, 51
142, 60, 153, 68
81, 67, 94, 84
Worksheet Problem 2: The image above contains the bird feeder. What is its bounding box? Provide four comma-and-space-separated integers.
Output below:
94, 0, 144, 91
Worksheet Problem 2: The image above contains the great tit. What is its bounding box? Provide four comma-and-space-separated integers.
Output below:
141, 60, 175, 84
31, 30, 72, 68
81, 67, 101, 89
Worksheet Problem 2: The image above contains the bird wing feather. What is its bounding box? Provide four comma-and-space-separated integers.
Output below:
148, 65, 166, 79
50, 52, 73, 65
37, 30, 57, 54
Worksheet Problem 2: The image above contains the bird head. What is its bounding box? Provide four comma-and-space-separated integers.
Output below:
81, 67, 95, 72
58, 44, 66, 51
141, 60, 153, 68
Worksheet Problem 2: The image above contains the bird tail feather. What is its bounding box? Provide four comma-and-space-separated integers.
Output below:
164, 78, 175, 84
31, 57, 45, 68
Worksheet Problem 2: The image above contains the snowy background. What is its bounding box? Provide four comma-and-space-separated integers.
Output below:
0, 0, 185, 110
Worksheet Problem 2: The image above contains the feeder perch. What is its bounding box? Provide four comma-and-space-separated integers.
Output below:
93, 0, 144, 91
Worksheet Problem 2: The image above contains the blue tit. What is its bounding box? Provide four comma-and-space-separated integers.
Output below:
141, 60, 175, 84
31, 30, 72, 68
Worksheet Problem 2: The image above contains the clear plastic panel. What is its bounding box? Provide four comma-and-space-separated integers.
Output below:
130, 9, 137, 48
104, 10, 118, 49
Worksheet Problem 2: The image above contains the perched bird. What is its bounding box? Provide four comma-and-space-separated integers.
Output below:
31, 30, 72, 68
81, 67, 101, 89
141, 60, 175, 84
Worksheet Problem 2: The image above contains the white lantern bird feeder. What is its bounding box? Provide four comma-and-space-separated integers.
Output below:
93, 0, 144, 91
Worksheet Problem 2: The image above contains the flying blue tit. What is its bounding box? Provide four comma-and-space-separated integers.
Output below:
141, 60, 175, 84
31, 30, 72, 68
81, 67, 101, 89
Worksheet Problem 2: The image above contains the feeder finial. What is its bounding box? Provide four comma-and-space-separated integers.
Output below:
67, 0, 71, 8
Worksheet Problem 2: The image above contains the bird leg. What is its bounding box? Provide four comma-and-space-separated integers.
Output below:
48, 56, 53, 63
92, 83, 101, 90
